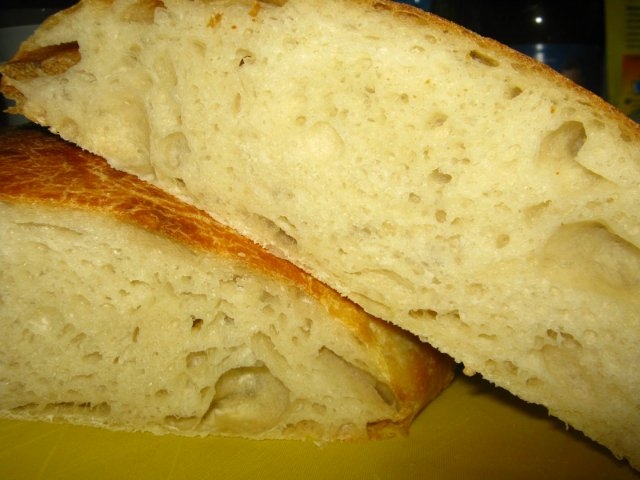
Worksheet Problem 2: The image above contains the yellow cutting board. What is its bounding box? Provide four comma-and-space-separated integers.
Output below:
0, 373, 637, 480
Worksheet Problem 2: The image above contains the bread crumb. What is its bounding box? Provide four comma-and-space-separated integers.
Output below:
462, 366, 477, 376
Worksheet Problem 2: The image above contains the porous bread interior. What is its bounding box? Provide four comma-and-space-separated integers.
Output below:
0, 202, 406, 441
4, 0, 640, 465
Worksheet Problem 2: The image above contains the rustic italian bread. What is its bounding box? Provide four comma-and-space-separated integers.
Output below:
0, 126, 453, 441
1, 0, 639, 467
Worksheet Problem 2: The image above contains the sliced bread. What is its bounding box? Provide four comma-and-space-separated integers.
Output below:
0, 126, 453, 441
1, 0, 638, 467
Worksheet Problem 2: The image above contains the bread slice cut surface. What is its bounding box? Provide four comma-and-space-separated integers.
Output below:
0, 126, 453, 441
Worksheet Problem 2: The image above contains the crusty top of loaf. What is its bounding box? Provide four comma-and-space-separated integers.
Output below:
0, 126, 452, 422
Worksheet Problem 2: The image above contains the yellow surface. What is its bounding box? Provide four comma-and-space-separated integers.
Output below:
0, 374, 637, 480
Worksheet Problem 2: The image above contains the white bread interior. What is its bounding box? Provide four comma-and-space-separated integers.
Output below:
0, 127, 453, 441
1, 0, 639, 468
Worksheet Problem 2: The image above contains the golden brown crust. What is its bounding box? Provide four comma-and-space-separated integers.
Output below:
0, 126, 454, 432
0, 41, 80, 115
0, 42, 80, 81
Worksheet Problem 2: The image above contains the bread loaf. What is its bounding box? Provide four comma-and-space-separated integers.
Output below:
0, 126, 453, 441
1, 0, 639, 468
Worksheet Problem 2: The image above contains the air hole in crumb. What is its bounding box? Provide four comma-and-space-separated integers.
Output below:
222, 314, 234, 326
155, 389, 169, 398
507, 86, 523, 99
502, 360, 518, 375
186, 351, 208, 369
523, 200, 551, 220
435, 209, 447, 223
374, 382, 398, 408
496, 233, 510, 248
260, 290, 278, 304
158, 131, 190, 169
253, 214, 298, 248
82, 352, 103, 363
236, 49, 255, 67
469, 50, 499, 67
442, 310, 462, 322
71, 332, 87, 345
409, 192, 421, 203
61, 323, 75, 336
232, 92, 242, 114
537, 121, 596, 181
560, 332, 583, 350
191, 317, 203, 331
300, 317, 313, 336
209, 365, 290, 434
429, 168, 452, 184
428, 112, 448, 128
408, 308, 438, 320
200, 386, 211, 399
478, 333, 496, 340
526, 377, 542, 387
551, 121, 587, 157
164, 415, 199, 430
174, 177, 186, 190
542, 221, 640, 290
132, 327, 140, 343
